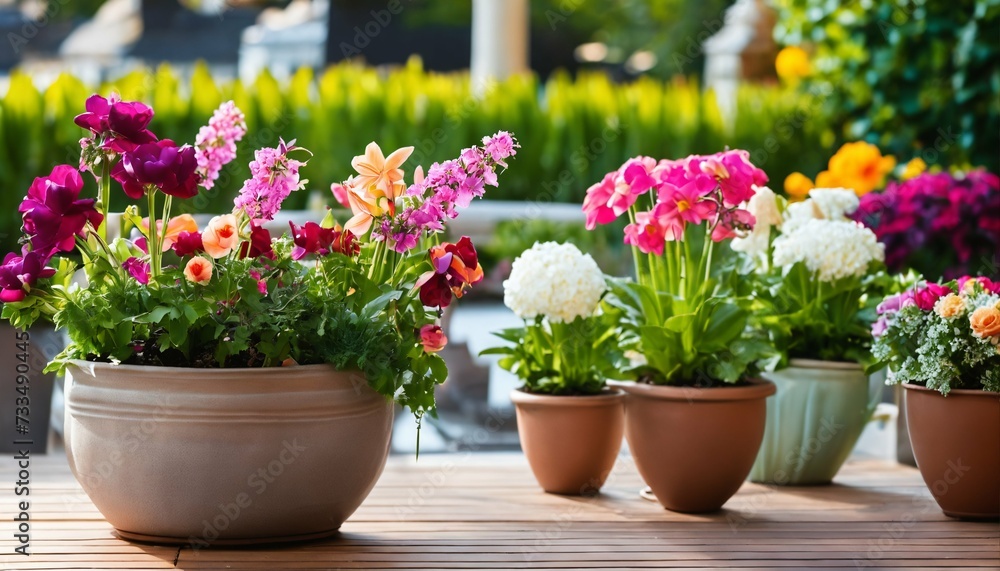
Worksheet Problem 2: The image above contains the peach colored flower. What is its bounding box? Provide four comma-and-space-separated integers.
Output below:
970, 306, 1000, 338
202, 214, 239, 258
350, 142, 414, 201
141, 214, 198, 252
419, 324, 448, 353
343, 179, 392, 236
183, 256, 213, 284
934, 294, 965, 319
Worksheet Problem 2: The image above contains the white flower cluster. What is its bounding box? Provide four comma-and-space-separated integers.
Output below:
503, 241, 607, 323
809, 188, 859, 220
772, 219, 885, 282
732, 186, 781, 255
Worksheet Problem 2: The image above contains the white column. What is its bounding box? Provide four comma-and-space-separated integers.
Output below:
470, 0, 529, 94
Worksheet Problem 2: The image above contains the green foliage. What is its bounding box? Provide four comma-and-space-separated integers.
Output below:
482, 219, 628, 276
0, 61, 827, 254
872, 286, 1000, 394
481, 311, 626, 395
773, 0, 1000, 172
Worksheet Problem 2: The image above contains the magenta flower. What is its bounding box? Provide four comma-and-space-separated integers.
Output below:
913, 283, 952, 311
583, 172, 617, 230
19, 165, 103, 254
657, 180, 717, 227
74, 94, 157, 152
234, 139, 307, 222
171, 231, 204, 257
238, 223, 275, 260
194, 101, 247, 190
113, 141, 199, 199
289, 221, 358, 260
624, 207, 680, 256
691, 150, 768, 207
711, 208, 756, 242
0, 249, 55, 303
122, 257, 150, 285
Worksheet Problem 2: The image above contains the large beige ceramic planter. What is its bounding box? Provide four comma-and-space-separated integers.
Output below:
511, 389, 624, 495
64, 361, 394, 545
610, 379, 775, 513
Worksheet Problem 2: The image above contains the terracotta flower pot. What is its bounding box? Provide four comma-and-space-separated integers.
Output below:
750, 359, 881, 485
610, 379, 776, 513
510, 388, 624, 495
903, 383, 1000, 519
64, 361, 394, 545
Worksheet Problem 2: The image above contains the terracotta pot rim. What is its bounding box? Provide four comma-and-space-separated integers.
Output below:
66, 359, 357, 379
510, 387, 624, 406
607, 378, 776, 402
901, 382, 1000, 398
786, 358, 862, 371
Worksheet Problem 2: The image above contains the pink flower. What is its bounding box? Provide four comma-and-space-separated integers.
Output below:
172, 231, 204, 257
914, 283, 952, 310
194, 101, 246, 190
583, 172, 617, 230
624, 207, 682, 256
419, 324, 448, 353
330, 182, 351, 209
0, 249, 55, 303
113, 141, 199, 199
609, 159, 656, 216
289, 221, 358, 260
657, 180, 717, 226
122, 257, 150, 285
74, 94, 157, 153
19, 165, 103, 254
692, 150, 768, 207
249, 269, 268, 295
481, 131, 517, 167
711, 208, 756, 242
238, 223, 275, 260
234, 139, 307, 222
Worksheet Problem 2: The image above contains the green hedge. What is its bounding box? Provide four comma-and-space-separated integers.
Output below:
0, 59, 830, 253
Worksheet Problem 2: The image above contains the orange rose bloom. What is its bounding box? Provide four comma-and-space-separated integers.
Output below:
183, 256, 213, 284
202, 214, 239, 259
969, 306, 1000, 338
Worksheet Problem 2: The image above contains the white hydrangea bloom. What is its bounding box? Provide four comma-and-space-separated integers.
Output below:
781, 199, 821, 233
772, 219, 885, 282
809, 188, 860, 220
503, 241, 607, 323
733, 185, 785, 255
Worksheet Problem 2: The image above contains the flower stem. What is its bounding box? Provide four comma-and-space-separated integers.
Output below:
147, 190, 159, 280
98, 162, 111, 242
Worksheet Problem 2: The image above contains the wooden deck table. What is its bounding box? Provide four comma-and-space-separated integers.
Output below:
1, 452, 997, 570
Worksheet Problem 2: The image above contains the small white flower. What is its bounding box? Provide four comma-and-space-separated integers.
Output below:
808, 188, 859, 220
781, 199, 821, 233
772, 219, 885, 281
503, 241, 606, 323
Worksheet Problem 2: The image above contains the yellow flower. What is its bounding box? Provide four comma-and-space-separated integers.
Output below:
783, 172, 813, 201
934, 294, 965, 319
775, 46, 810, 82
823, 142, 896, 196
901, 157, 927, 180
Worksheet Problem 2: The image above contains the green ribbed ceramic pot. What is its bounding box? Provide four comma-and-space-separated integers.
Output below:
749, 359, 880, 485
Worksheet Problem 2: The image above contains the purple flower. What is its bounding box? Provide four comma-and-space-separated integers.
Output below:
0, 249, 55, 303
481, 131, 517, 166
122, 257, 150, 285
871, 315, 889, 339
877, 291, 914, 315
234, 140, 307, 222
195, 101, 247, 190
19, 165, 103, 254
113, 141, 199, 199
74, 94, 157, 152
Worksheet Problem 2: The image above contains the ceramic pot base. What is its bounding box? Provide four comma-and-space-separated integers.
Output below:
115, 527, 341, 546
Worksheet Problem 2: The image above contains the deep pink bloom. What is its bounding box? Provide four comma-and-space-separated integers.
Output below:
19, 165, 103, 254
607, 159, 656, 216
711, 208, 756, 242
416, 237, 483, 307
583, 172, 617, 230
623, 206, 682, 256
289, 221, 358, 260
194, 101, 246, 190
122, 257, 150, 285
235, 140, 306, 221
691, 150, 768, 207
113, 141, 199, 199
74, 94, 157, 152
171, 231, 204, 257
238, 223, 275, 260
249, 269, 268, 295
330, 183, 351, 209
913, 283, 952, 311
0, 249, 55, 302
657, 180, 717, 226
419, 324, 448, 353
958, 275, 1000, 295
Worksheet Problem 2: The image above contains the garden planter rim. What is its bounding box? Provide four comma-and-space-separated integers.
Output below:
901, 382, 1000, 398
607, 378, 775, 402
66, 359, 359, 380
786, 358, 863, 371
510, 387, 624, 406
